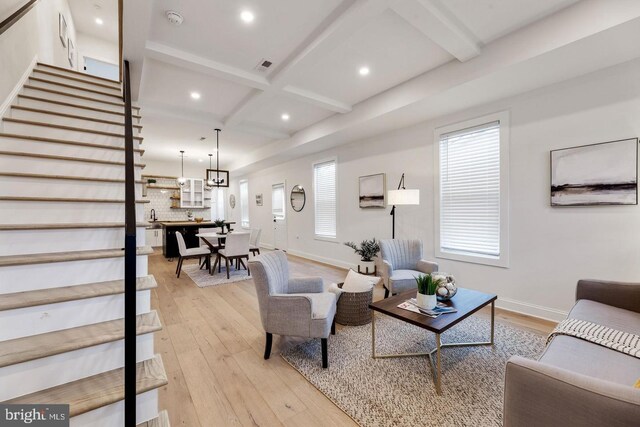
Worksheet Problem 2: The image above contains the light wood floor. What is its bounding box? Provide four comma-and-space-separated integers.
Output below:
150, 250, 557, 426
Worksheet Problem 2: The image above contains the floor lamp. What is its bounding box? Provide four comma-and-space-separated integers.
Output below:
387, 173, 420, 239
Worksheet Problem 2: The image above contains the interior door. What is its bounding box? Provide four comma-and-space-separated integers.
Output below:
272, 183, 288, 251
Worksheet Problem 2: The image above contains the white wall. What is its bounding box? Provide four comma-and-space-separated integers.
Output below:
229, 58, 640, 321
77, 32, 118, 68
0, 0, 77, 108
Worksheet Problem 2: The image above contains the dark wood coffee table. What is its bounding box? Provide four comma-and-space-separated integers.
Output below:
369, 288, 497, 394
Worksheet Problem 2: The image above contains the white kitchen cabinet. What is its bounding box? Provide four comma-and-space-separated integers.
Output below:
145, 229, 163, 247
180, 178, 205, 208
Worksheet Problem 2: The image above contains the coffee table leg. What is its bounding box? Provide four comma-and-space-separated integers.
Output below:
371, 310, 376, 359
435, 333, 442, 394
490, 300, 495, 345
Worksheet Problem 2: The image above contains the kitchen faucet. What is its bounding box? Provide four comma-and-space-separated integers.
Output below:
150, 209, 157, 221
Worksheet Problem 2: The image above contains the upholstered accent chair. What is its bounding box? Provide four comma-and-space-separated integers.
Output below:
379, 239, 438, 298
248, 250, 337, 368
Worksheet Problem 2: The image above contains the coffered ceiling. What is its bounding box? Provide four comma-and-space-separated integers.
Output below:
122, 0, 640, 172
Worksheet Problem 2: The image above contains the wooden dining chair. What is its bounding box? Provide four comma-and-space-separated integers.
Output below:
213, 232, 251, 278
175, 231, 211, 278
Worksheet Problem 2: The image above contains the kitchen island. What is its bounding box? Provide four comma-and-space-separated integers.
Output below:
159, 221, 236, 259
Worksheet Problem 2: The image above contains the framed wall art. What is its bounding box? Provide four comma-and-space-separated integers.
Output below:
359, 173, 386, 208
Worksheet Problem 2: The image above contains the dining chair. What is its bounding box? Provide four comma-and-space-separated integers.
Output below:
198, 227, 220, 269
250, 228, 262, 256
175, 231, 211, 278
213, 232, 251, 278
248, 251, 336, 368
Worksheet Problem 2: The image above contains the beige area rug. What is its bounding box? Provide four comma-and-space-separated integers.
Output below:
281, 314, 546, 427
183, 262, 251, 287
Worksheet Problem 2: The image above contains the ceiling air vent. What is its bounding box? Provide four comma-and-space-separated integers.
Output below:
254, 59, 273, 72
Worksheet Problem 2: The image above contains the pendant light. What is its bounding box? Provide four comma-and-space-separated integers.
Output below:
177, 150, 187, 186
206, 153, 215, 188
212, 128, 225, 186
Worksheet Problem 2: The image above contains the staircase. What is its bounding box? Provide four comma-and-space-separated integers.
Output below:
0, 62, 168, 426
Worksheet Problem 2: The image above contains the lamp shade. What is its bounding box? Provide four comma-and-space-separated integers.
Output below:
388, 189, 420, 206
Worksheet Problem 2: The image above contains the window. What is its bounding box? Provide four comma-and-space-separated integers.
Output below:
435, 112, 509, 267
313, 159, 337, 239
240, 180, 249, 228
210, 188, 225, 220
272, 183, 285, 220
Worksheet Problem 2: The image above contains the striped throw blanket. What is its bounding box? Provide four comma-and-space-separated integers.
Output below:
548, 318, 640, 359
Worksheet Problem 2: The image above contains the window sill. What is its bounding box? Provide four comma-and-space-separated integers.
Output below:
435, 249, 509, 268
314, 235, 338, 243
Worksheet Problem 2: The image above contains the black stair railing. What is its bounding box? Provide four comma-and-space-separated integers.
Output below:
122, 59, 137, 426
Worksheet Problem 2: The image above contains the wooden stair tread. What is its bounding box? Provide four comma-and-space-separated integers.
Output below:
5, 354, 168, 418
0, 150, 145, 167
29, 76, 122, 99
23, 84, 129, 109
0, 196, 150, 204
32, 69, 122, 91
0, 275, 157, 311
0, 311, 161, 368
137, 411, 170, 427
0, 172, 145, 184
0, 246, 153, 267
17, 95, 142, 119
37, 62, 121, 85
3, 118, 144, 141
0, 132, 144, 153
11, 105, 143, 129
0, 222, 150, 230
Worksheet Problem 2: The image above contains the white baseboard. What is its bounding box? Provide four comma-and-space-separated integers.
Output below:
495, 297, 568, 323
0, 55, 37, 119
285, 248, 355, 270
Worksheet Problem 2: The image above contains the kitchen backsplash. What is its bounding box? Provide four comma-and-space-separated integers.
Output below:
143, 177, 212, 222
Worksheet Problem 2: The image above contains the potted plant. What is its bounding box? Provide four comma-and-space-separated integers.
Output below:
212, 218, 226, 234
414, 273, 443, 309
344, 238, 380, 274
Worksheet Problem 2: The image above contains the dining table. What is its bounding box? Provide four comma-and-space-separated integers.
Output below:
196, 231, 251, 275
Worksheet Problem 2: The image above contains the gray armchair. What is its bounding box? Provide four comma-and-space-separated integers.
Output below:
248, 251, 337, 368
379, 239, 438, 298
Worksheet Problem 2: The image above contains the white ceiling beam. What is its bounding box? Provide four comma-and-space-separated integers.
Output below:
144, 41, 271, 90
390, 0, 481, 62
282, 86, 352, 113
224, 0, 389, 127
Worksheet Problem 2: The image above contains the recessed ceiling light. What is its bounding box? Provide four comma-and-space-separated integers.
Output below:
240, 10, 255, 23
95, 18, 103, 25
198, 158, 203, 162
190, 92, 201, 100
359, 66, 370, 76
281, 113, 290, 121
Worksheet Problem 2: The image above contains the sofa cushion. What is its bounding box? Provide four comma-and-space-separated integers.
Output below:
569, 299, 640, 335
540, 300, 640, 386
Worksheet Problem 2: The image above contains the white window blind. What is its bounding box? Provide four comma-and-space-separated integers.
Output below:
314, 160, 337, 238
240, 180, 249, 228
439, 121, 500, 257
272, 184, 285, 220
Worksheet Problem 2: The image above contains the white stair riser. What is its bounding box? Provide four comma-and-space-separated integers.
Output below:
34, 66, 121, 89
9, 109, 142, 135
0, 201, 146, 224
0, 155, 142, 180
16, 97, 141, 124
0, 227, 146, 256
28, 78, 123, 104
0, 176, 142, 198
31, 71, 122, 95
22, 87, 126, 113
0, 137, 142, 163
71, 389, 158, 427
0, 257, 149, 293
0, 291, 151, 341
2, 121, 140, 146
0, 336, 155, 401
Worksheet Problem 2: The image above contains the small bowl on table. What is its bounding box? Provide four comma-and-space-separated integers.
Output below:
194, 217, 204, 223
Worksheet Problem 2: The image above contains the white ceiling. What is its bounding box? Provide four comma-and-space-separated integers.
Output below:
68, 0, 118, 43
122, 0, 639, 171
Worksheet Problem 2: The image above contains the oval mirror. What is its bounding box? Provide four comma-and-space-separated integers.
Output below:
290, 185, 306, 212
229, 194, 236, 209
